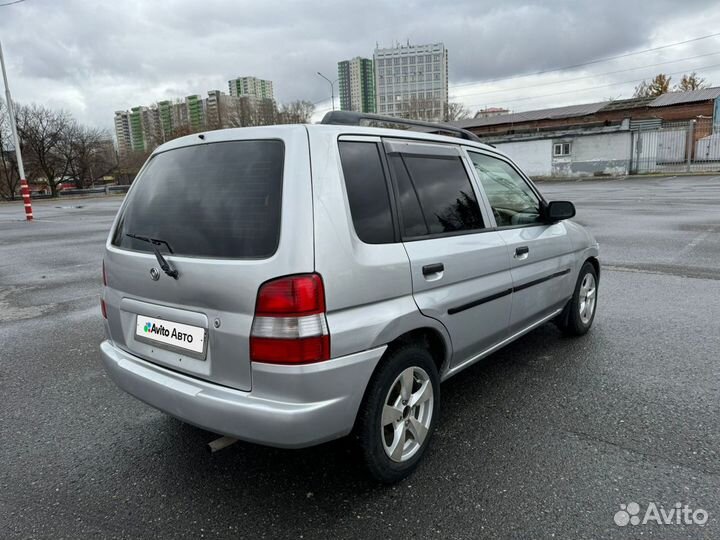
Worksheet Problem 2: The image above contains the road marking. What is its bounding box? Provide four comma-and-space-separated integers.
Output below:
604, 264, 720, 281
672, 227, 714, 262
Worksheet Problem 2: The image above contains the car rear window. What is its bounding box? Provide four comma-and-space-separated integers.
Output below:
389, 154, 485, 237
338, 141, 395, 244
112, 140, 284, 259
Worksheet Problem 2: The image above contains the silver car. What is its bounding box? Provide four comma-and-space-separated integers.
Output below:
100, 113, 599, 483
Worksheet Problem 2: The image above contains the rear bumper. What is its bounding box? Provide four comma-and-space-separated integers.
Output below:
100, 340, 385, 448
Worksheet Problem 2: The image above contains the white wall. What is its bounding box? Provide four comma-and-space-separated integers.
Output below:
494, 140, 552, 176
572, 132, 631, 162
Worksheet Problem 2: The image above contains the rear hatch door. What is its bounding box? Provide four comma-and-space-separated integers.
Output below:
103, 127, 313, 391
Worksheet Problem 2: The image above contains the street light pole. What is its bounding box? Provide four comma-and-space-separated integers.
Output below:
0, 40, 32, 220
317, 72, 338, 111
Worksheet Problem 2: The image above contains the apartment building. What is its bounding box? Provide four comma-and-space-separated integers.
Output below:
374, 42, 448, 121
338, 57, 376, 113
228, 76, 274, 100
114, 76, 278, 156
113, 111, 132, 156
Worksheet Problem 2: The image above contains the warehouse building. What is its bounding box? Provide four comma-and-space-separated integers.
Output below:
453, 87, 720, 177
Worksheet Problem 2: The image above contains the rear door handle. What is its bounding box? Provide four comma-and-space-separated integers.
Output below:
422, 263, 444, 276
514, 246, 529, 260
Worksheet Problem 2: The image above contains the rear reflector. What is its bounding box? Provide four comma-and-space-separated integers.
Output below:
250, 335, 330, 365
250, 274, 330, 365
101, 298, 107, 319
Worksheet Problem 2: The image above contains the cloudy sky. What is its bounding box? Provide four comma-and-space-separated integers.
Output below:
1, 0, 720, 131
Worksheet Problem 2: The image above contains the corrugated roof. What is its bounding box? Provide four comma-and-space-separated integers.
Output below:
454, 101, 609, 129
649, 86, 720, 107
452, 86, 720, 130
599, 95, 655, 112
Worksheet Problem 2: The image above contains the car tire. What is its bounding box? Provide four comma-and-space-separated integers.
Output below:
355, 344, 440, 484
556, 261, 598, 336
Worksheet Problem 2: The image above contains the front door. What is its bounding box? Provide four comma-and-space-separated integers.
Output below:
466, 150, 575, 333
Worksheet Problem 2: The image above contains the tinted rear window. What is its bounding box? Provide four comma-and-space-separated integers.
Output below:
338, 141, 395, 244
390, 154, 484, 237
112, 140, 284, 259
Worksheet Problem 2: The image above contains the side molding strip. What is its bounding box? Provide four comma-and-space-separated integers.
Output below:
447, 268, 571, 315
448, 288, 512, 315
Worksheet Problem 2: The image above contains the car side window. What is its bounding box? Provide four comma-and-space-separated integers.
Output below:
388, 153, 485, 238
467, 151, 543, 227
338, 141, 395, 244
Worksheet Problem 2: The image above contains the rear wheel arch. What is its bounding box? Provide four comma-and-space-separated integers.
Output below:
353, 332, 443, 483
352, 327, 449, 430
385, 327, 449, 375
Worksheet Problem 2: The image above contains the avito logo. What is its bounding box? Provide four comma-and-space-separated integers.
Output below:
614, 502, 708, 527
143, 321, 194, 344
144, 322, 170, 337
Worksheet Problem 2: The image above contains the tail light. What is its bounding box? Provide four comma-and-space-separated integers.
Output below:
250, 273, 330, 364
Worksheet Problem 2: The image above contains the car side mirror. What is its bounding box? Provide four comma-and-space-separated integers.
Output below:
544, 200, 576, 222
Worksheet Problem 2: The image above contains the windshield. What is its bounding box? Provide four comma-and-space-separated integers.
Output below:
112, 140, 284, 259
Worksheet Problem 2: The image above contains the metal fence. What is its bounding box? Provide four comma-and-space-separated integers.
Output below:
26, 185, 130, 200
630, 118, 720, 174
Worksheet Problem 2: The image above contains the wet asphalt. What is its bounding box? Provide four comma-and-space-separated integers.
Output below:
1, 175, 719, 539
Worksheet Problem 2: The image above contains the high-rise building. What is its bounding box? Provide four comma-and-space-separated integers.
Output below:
113, 111, 131, 156
128, 107, 145, 152
114, 77, 278, 156
115, 105, 161, 154
228, 76, 274, 100
186, 94, 206, 131
374, 42, 449, 121
157, 100, 174, 136
338, 57, 376, 113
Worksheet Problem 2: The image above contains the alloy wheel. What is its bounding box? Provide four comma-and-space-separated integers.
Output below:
579, 273, 597, 324
381, 366, 434, 463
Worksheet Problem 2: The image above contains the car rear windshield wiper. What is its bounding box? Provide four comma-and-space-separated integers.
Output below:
126, 233, 179, 279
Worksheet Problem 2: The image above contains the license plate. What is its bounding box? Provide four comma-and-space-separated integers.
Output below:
135, 315, 206, 355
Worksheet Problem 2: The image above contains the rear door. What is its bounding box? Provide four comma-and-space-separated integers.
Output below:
103, 127, 313, 391
465, 149, 575, 333
383, 139, 513, 366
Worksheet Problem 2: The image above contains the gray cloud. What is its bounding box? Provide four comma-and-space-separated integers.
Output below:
1, 0, 718, 129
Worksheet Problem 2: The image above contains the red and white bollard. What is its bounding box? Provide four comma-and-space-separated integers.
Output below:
19, 178, 32, 221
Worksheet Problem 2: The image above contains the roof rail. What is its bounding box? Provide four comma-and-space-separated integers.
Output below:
320, 111, 482, 142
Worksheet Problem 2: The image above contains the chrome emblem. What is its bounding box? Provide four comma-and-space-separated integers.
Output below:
149, 268, 160, 281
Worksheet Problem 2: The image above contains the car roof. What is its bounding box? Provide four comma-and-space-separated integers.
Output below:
152, 123, 500, 156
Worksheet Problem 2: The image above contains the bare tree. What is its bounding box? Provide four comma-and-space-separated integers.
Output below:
223, 97, 260, 128
64, 123, 115, 189
0, 100, 20, 200
399, 95, 447, 122
445, 102, 470, 122
16, 104, 72, 197
116, 149, 151, 185
276, 100, 315, 124
675, 72, 710, 92
633, 74, 672, 98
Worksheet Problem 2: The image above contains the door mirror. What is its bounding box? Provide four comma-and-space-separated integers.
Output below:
544, 200, 575, 221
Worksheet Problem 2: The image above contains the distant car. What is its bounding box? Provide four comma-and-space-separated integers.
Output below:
99, 113, 599, 483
